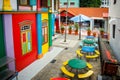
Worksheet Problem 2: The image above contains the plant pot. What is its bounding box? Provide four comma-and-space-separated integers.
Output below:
100, 31, 104, 38
61, 29, 64, 34
75, 30, 78, 35
87, 31, 91, 36
68, 30, 72, 34
93, 32, 96, 37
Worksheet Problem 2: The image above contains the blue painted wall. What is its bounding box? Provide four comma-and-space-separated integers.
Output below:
60, 0, 80, 8
37, 14, 42, 55
52, 14, 55, 36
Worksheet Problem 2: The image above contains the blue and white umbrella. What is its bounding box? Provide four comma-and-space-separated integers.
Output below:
70, 14, 91, 22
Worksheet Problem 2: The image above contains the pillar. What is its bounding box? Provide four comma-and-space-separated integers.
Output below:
90, 19, 94, 30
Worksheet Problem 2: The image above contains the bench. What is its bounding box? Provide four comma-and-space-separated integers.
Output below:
60, 66, 75, 77
78, 70, 94, 78
76, 49, 83, 58
50, 77, 70, 80
86, 63, 93, 69
63, 60, 69, 66
86, 54, 99, 58
86, 54, 99, 61
95, 50, 100, 55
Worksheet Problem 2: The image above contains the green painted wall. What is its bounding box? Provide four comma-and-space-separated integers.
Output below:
0, 15, 6, 58
48, 13, 52, 47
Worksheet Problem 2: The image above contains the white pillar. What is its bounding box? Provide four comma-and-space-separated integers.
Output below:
104, 18, 108, 32
90, 19, 94, 30
52, 0, 54, 12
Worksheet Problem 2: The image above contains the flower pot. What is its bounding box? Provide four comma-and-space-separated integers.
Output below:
61, 29, 64, 34
93, 32, 96, 37
87, 31, 91, 36
75, 30, 78, 35
68, 30, 72, 34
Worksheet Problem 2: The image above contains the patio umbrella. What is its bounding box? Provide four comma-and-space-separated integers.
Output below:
70, 14, 91, 40
70, 14, 91, 22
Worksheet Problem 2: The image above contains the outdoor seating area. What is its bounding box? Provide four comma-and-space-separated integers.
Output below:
31, 33, 120, 80
52, 35, 100, 80
56, 35, 100, 79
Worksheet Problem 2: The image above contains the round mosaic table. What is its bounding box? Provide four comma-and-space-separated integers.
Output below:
86, 36, 94, 39
68, 58, 87, 69
83, 39, 94, 44
82, 46, 95, 53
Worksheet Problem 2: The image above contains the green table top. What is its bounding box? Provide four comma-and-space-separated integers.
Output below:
68, 58, 87, 69
83, 39, 94, 44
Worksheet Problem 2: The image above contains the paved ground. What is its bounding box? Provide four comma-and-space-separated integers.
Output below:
32, 33, 101, 80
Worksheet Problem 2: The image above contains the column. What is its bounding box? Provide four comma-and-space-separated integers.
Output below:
90, 19, 94, 30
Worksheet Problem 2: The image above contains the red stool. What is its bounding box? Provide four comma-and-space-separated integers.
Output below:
50, 77, 70, 80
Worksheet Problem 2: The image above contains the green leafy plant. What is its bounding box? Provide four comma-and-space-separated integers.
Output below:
74, 23, 79, 31
100, 28, 104, 32
61, 26, 64, 30
69, 26, 72, 30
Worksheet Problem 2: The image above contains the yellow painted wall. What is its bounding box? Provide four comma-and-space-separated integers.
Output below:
42, 13, 49, 55
42, 43, 49, 55
41, 13, 48, 20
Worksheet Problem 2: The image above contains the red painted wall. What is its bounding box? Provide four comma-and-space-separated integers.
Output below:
12, 14, 37, 71
55, 18, 60, 33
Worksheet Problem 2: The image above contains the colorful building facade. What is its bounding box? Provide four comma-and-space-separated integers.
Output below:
0, 0, 55, 71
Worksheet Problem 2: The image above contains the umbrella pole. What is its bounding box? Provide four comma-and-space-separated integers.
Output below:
64, 0, 68, 42
79, 16, 81, 40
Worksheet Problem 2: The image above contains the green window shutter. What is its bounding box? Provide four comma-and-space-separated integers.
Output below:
30, 0, 36, 6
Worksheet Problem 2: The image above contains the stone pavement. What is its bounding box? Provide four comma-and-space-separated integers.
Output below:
32, 33, 101, 80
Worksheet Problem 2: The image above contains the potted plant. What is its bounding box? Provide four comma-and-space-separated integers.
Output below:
100, 28, 104, 37
68, 26, 72, 34
87, 28, 91, 36
74, 23, 79, 35
92, 32, 96, 37
61, 26, 64, 34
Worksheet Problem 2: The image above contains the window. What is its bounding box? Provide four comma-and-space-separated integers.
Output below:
41, 0, 48, 7
64, 2, 68, 6
113, 24, 116, 39
19, 0, 29, 6
42, 20, 48, 44
113, 0, 117, 4
19, 20, 32, 55
70, 2, 75, 6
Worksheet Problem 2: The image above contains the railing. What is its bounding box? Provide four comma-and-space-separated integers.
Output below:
98, 35, 119, 76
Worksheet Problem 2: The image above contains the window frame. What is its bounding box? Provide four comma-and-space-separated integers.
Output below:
42, 20, 48, 44
113, 0, 117, 4
113, 24, 116, 39
70, 2, 75, 6
19, 20, 32, 55
19, 0, 29, 6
